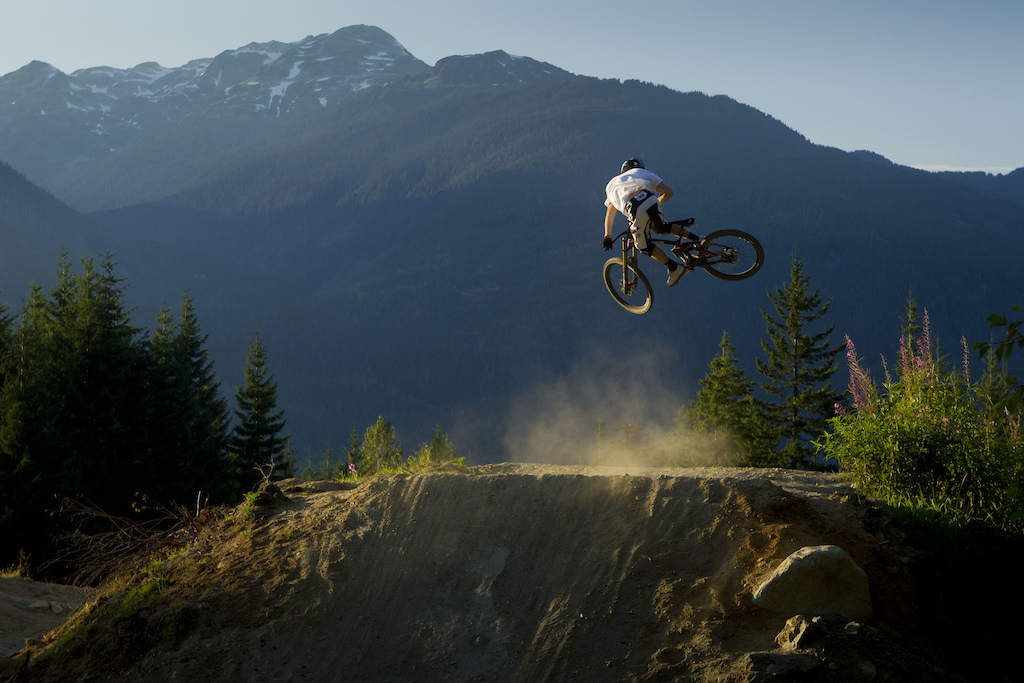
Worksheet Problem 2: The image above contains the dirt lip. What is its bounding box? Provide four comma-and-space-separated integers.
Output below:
0, 465, 979, 681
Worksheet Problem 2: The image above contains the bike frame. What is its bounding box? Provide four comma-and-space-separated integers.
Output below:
613, 229, 704, 281
604, 226, 762, 314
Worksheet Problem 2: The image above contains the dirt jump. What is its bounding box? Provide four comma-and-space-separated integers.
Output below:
1, 464, 1014, 681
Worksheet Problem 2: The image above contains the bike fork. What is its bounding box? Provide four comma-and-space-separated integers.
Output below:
621, 241, 639, 292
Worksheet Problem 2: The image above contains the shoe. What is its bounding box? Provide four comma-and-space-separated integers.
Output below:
667, 265, 690, 287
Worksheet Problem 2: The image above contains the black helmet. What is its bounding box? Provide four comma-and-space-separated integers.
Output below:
621, 158, 645, 174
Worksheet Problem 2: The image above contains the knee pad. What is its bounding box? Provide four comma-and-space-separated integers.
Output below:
640, 242, 656, 256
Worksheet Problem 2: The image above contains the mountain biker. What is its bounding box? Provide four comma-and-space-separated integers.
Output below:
603, 158, 702, 287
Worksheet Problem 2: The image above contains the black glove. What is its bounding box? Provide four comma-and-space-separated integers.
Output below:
602, 236, 614, 251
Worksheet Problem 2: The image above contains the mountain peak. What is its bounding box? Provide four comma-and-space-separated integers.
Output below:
409, 50, 573, 89
0, 60, 63, 92
0, 26, 432, 183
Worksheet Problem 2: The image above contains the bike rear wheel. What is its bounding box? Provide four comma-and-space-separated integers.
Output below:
697, 229, 764, 281
603, 258, 653, 314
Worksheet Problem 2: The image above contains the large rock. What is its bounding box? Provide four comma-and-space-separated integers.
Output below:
753, 545, 872, 620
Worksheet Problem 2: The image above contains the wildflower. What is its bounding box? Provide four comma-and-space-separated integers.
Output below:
845, 336, 873, 411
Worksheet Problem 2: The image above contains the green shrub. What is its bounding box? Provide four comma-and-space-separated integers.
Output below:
818, 312, 1024, 534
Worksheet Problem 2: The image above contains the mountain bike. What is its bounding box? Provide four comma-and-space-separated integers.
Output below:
603, 228, 764, 314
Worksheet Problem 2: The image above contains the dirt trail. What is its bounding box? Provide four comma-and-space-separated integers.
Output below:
1, 465, 975, 681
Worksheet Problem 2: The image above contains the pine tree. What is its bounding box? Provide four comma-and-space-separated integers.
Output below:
358, 416, 403, 475
228, 332, 292, 493
0, 254, 152, 565
0, 301, 15, 546
975, 340, 1016, 425
756, 253, 844, 467
150, 293, 230, 503
37, 254, 150, 504
682, 332, 775, 466
413, 425, 459, 466
900, 289, 922, 342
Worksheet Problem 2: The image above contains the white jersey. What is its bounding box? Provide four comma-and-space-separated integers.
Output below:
604, 168, 664, 214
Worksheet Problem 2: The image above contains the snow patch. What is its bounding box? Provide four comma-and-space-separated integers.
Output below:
266, 61, 304, 115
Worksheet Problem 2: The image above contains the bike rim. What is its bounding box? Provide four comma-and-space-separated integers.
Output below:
703, 236, 760, 276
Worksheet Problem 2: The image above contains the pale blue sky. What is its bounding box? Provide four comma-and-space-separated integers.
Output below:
3, 0, 1021, 172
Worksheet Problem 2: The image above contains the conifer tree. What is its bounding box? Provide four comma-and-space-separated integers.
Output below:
0, 300, 10, 393
228, 332, 292, 492
150, 293, 230, 502
900, 289, 922, 342
0, 301, 15, 544
0, 254, 151, 565
358, 416, 403, 475
975, 340, 1016, 425
756, 253, 844, 467
682, 332, 775, 466
34, 254, 150, 503
414, 425, 459, 466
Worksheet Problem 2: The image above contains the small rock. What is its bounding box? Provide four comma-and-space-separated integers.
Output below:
775, 615, 825, 651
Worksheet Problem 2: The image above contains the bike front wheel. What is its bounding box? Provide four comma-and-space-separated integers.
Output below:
603, 258, 654, 314
697, 229, 764, 281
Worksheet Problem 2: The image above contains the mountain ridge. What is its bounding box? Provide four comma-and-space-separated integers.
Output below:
0, 26, 432, 185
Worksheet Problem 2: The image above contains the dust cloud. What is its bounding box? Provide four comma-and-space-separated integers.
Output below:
498, 348, 741, 468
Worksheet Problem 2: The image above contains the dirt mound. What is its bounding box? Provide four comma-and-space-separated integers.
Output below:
0, 466, 979, 681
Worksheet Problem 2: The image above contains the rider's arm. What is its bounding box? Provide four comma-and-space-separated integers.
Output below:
604, 203, 617, 238
655, 182, 674, 204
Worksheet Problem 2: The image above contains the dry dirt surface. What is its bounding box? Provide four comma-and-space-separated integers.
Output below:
0, 577, 91, 659
0, 465, 995, 682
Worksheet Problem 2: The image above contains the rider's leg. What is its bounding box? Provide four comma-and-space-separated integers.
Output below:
637, 213, 687, 271
647, 204, 700, 242
639, 219, 690, 286
649, 246, 672, 266
668, 219, 700, 242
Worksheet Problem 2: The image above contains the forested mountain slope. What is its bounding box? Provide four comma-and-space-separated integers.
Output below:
0, 161, 104, 297
76, 77, 1024, 460
2, 36, 1021, 462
